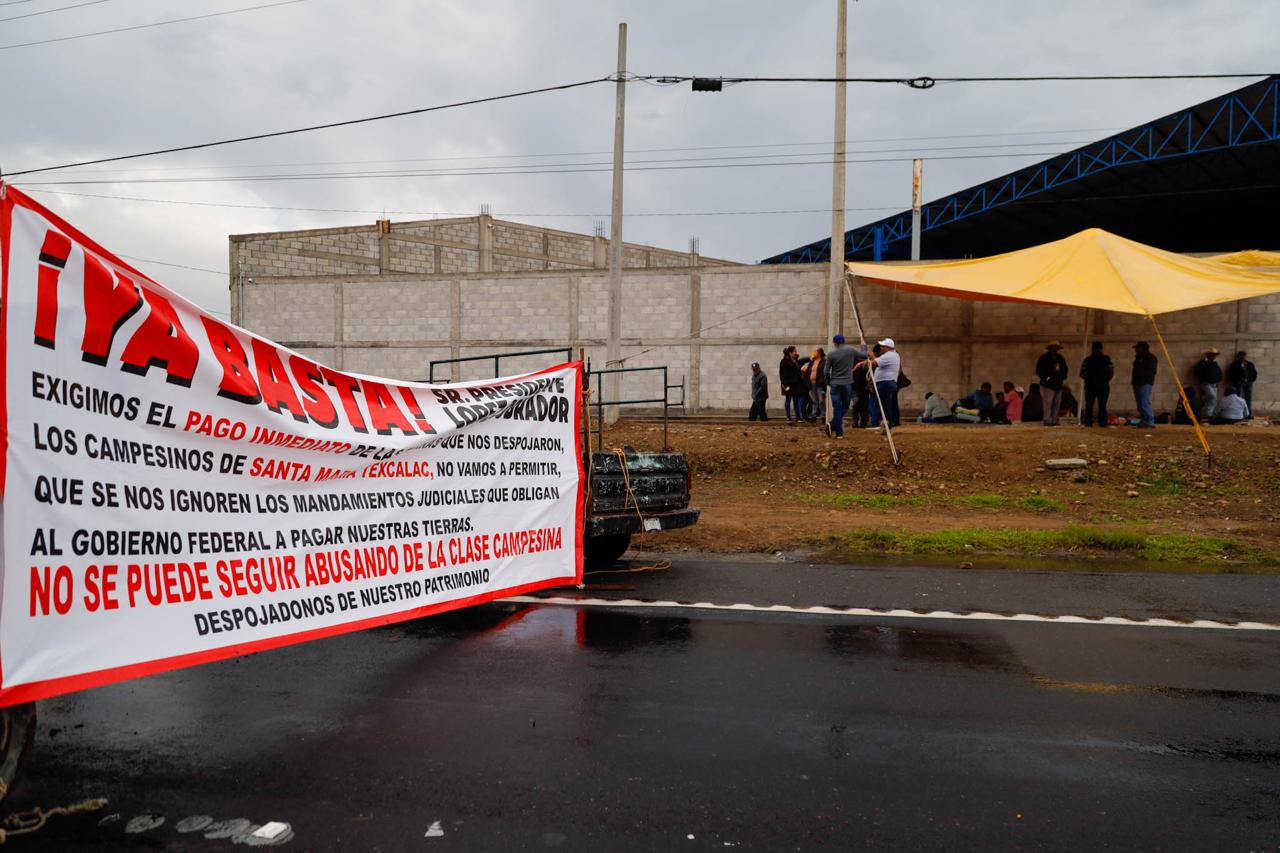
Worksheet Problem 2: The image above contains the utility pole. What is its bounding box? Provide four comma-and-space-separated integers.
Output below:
910, 158, 923, 261
605, 22, 627, 425
828, 0, 847, 354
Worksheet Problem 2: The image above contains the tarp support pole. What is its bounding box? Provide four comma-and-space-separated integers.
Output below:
844, 276, 902, 466
1149, 314, 1213, 468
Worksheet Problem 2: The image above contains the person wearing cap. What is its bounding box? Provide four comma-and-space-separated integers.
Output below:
748, 362, 769, 422
1226, 351, 1258, 418
1194, 348, 1224, 422
1035, 340, 1069, 426
1130, 341, 1158, 428
1079, 341, 1115, 428
866, 337, 901, 429
824, 333, 866, 438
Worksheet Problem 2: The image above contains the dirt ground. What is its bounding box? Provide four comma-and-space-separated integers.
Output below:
599, 417, 1280, 568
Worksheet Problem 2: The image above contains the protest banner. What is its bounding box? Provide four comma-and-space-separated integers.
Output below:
0, 184, 583, 705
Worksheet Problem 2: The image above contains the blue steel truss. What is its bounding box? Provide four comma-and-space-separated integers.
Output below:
762, 75, 1280, 264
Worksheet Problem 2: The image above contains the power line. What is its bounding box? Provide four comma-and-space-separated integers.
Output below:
21, 189, 906, 217
17, 150, 1070, 186
637, 72, 1276, 88
0, 1, 34, 6
0, 0, 306, 52
117, 253, 228, 277
0, 0, 111, 23
42, 139, 1092, 183
28, 182, 1275, 223
41, 126, 1120, 176
6, 75, 613, 177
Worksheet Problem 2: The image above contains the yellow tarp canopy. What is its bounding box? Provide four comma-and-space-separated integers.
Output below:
845, 228, 1280, 316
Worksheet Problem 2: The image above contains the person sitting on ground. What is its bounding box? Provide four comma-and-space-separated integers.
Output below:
992, 391, 1009, 424
1211, 386, 1250, 424
1173, 385, 1199, 425
1021, 383, 1044, 422
919, 391, 953, 423
957, 382, 995, 422
1002, 381, 1023, 423
1058, 383, 1079, 419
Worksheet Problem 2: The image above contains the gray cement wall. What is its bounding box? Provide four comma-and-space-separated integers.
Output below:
234, 259, 1280, 418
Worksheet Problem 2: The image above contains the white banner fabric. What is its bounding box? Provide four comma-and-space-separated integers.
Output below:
0, 185, 583, 705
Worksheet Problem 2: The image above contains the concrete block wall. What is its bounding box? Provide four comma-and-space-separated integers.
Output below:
236, 251, 1280, 417
230, 216, 732, 312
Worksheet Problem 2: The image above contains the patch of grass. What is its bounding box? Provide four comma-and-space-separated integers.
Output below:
1017, 495, 1065, 512
1142, 472, 1187, 495
801, 492, 1063, 513
821, 524, 1278, 569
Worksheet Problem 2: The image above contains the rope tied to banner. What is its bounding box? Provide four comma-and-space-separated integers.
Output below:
0, 797, 108, 844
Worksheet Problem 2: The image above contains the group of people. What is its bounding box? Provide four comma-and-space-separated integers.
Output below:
749, 334, 904, 438
749, 336, 1261, 429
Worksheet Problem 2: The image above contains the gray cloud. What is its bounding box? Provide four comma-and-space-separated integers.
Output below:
4, 0, 1276, 313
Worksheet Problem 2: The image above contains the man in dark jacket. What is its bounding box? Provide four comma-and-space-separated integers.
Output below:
1035, 340, 1069, 426
958, 383, 995, 422
1227, 351, 1258, 418
1131, 341, 1158, 427
1080, 341, 1115, 427
1193, 348, 1223, 421
778, 346, 805, 425
749, 362, 769, 422
1021, 384, 1045, 422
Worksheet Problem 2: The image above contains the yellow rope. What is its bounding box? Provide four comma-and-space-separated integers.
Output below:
1148, 314, 1212, 464
583, 560, 672, 577
610, 446, 645, 525
0, 798, 108, 844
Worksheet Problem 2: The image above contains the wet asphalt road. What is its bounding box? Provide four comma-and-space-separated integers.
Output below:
8, 560, 1280, 851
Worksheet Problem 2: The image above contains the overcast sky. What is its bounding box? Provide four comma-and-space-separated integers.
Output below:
4, 0, 1277, 316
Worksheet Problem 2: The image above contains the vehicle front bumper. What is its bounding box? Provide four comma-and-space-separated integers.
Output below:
586, 507, 701, 538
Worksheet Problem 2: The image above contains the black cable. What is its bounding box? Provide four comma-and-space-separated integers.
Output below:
638, 72, 1276, 85
22, 189, 907, 217
44, 126, 1118, 176
0, 0, 306, 52
117, 254, 227, 277
29, 140, 1090, 184
17, 150, 1070, 186
0, 0, 111, 23
5, 76, 613, 178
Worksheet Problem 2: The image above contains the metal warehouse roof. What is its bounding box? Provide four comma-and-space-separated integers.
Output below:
761, 75, 1280, 264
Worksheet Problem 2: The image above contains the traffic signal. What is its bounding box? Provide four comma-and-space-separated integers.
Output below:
691, 78, 723, 92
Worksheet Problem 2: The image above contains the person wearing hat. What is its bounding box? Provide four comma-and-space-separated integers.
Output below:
1035, 340, 1069, 426
866, 337, 901, 429
1194, 347, 1224, 422
824, 333, 867, 438
748, 362, 769, 422
1130, 341, 1158, 428
1226, 351, 1258, 418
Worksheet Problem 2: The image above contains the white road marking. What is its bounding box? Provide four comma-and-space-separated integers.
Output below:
503, 595, 1280, 632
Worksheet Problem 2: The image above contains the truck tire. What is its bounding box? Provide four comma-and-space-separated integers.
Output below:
0, 703, 35, 802
585, 533, 631, 567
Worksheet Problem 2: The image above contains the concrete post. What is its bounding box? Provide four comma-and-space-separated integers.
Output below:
827, 0, 847, 355
478, 208, 494, 273
605, 22, 627, 424
377, 218, 391, 272
910, 159, 923, 261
